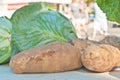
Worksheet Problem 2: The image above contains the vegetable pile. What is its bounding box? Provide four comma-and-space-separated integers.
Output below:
0, 1, 120, 70
0, 3, 77, 64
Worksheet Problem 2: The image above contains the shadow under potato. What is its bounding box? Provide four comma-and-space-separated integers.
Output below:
109, 70, 120, 79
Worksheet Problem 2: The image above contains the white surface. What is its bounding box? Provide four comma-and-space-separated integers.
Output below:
1, 64, 120, 80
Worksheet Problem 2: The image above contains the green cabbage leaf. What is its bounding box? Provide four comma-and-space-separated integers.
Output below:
97, 0, 120, 23
11, 3, 77, 54
0, 17, 12, 64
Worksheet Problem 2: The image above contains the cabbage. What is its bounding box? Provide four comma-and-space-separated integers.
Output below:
11, 3, 77, 54
97, 0, 120, 23
0, 17, 12, 64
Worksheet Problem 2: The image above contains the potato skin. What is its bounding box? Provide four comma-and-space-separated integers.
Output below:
69, 39, 99, 53
100, 35, 120, 50
10, 42, 82, 73
81, 44, 120, 72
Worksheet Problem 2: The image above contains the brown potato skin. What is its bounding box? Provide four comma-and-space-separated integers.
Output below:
69, 39, 99, 53
10, 42, 82, 73
81, 44, 120, 72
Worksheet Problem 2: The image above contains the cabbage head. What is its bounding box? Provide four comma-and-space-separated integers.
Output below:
0, 17, 12, 64
11, 3, 77, 54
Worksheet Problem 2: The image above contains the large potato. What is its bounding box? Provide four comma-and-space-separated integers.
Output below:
81, 44, 120, 72
10, 42, 81, 73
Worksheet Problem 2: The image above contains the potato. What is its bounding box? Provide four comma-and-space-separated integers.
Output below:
68, 39, 99, 53
100, 35, 120, 50
81, 44, 120, 72
9, 42, 82, 74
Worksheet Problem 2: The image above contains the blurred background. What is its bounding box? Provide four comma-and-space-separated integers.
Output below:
0, 0, 72, 18
0, 0, 119, 40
